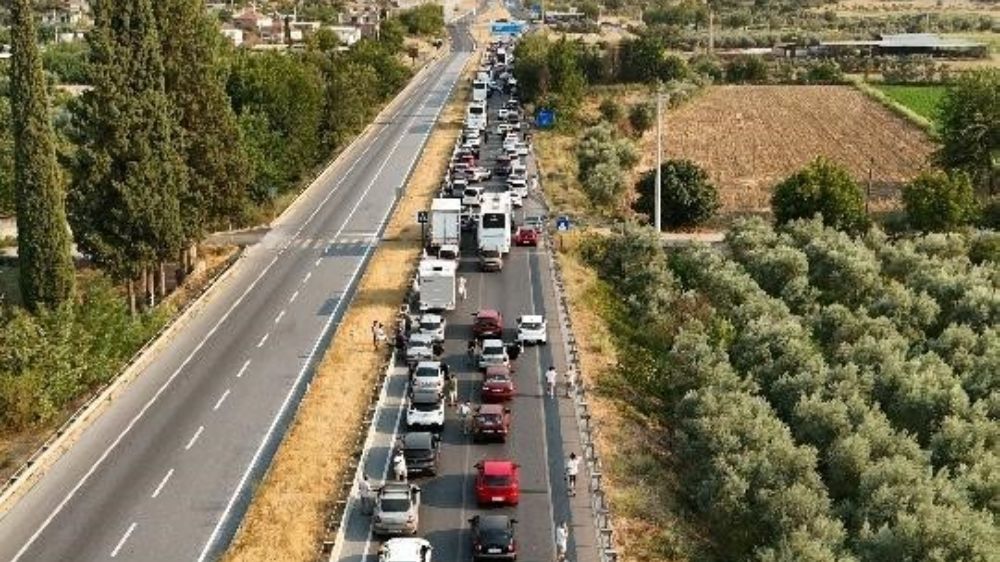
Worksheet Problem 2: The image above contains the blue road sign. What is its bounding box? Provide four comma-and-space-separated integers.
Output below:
556, 216, 571, 231
536, 108, 556, 128
491, 21, 526, 36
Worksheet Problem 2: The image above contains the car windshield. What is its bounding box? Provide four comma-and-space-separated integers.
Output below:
485, 375, 510, 385
420, 321, 439, 331
415, 367, 439, 379
481, 250, 500, 259
478, 414, 502, 424
483, 345, 504, 356
520, 321, 542, 330
483, 475, 510, 487
379, 498, 410, 513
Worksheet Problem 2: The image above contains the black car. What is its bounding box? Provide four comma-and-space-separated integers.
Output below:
470, 515, 517, 561
494, 162, 512, 177
401, 431, 440, 476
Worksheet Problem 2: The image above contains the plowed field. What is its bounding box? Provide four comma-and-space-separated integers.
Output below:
663, 85, 935, 214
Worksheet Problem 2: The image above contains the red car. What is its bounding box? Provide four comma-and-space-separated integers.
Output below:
481, 366, 515, 403
513, 227, 538, 247
475, 460, 520, 506
472, 309, 504, 339
473, 403, 512, 442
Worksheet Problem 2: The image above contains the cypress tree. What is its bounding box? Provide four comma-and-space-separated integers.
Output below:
155, 0, 252, 243
10, 0, 75, 311
68, 0, 186, 302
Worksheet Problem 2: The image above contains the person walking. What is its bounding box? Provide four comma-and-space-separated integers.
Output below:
446, 373, 458, 406
457, 276, 467, 300
358, 474, 375, 515
565, 453, 580, 496
371, 320, 379, 349
467, 339, 478, 367
555, 521, 569, 561
564, 368, 577, 398
545, 366, 558, 398
393, 451, 408, 481
458, 400, 473, 434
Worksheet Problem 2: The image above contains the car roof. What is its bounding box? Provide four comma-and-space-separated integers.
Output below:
380, 482, 414, 496
484, 365, 511, 376
403, 432, 433, 448
415, 361, 441, 370
482, 339, 504, 348
409, 333, 434, 344
476, 309, 501, 319
419, 313, 442, 322
478, 514, 512, 530
411, 389, 442, 404
519, 314, 544, 323
478, 403, 505, 414
382, 537, 430, 559
481, 460, 516, 475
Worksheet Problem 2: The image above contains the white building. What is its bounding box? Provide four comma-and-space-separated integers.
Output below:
325, 25, 363, 46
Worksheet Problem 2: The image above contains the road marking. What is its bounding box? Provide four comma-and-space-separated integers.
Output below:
274, 310, 286, 324
315, 257, 322, 267
213, 389, 231, 411
7, 251, 282, 562
236, 359, 251, 379
110, 522, 136, 558
198, 53, 461, 562
289, 290, 299, 304
151, 468, 174, 499
256, 333, 269, 348
302, 271, 312, 284
185, 426, 204, 451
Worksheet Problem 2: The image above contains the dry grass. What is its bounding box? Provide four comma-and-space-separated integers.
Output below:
555, 233, 700, 562
223, 5, 509, 561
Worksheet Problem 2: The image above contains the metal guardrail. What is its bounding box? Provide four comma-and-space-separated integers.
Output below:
0, 249, 244, 508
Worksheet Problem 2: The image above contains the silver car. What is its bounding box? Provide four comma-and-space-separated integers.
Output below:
478, 339, 510, 370
373, 482, 421, 537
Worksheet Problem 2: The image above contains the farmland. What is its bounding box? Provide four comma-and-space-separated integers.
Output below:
662, 85, 935, 215
875, 84, 948, 125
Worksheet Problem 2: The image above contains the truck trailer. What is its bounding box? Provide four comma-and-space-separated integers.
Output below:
418, 258, 457, 312
429, 198, 462, 252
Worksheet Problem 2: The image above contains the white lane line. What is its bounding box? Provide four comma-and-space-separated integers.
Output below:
110, 522, 136, 558
302, 271, 312, 284
213, 389, 231, 412
274, 309, 286, 324
256, 333, 269, 348
315, 257, 322, 267
185, 426, 205, 451
151, 468, 174, 499
8, 251, 282, 562
359, 380, 409, 562
236, 359, 251, 379
289, 290, 299, 304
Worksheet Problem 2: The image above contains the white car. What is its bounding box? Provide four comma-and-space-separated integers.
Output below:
418, 314, 446, 343
517, 315, 547, 345
498, 108, 510, 120
462, 186, 484, 208
406, 333, 435, 367
509, 191, 523, 208
407, 388, 445, 430
412, 361, 445, 393
379, 537, 432, 562
507, 177, 527, 197
478, 339, 510, 370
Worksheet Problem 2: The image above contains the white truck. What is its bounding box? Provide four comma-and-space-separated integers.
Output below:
429, 198, 461, 251
478, 192, 512, 254
418, 258, 457, 312
466, 101, 487, 130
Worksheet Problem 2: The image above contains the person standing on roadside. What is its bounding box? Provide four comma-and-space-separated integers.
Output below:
565, 452, 580, 496
545, 365, 557, 397
555, 521, 569, 561
458, 400, 473, 434
393, 451, 407, 481
358, 474, 375, 515
458, 275, 467, 300
446, 372, 458, 406
371, 320, 379, 349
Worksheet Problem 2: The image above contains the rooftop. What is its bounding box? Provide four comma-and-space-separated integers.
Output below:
821, 33, 985, 49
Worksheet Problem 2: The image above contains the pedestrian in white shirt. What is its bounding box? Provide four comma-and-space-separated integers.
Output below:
565, 452, 580, 496
555, 521, 569, 561
545, 366, 557, 397
458, 400, 473, 434
393, 452, 407, 481
458, 276, 467, 300
358, 475, 375, 514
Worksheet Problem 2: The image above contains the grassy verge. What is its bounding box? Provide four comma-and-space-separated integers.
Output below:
851, 79, 938, 137
555, 233, 702, 561
223, 5, 507, 560
873, 84, 947, 126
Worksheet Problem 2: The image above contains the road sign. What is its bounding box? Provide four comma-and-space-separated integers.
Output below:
417, 211, 428, 224
555, 216, 571, 231
536, 108, 556, 128
491, 20, 526, 36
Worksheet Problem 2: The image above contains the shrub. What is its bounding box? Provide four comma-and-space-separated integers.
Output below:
771, 157, 868, 233
724, 55, 769, 84
634, 159, 720, 229
902, 170, 980, 232
628, 102, 655, 135
598, 98, 622, 123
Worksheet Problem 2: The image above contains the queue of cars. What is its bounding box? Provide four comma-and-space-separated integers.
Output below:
375, 35, 546, 562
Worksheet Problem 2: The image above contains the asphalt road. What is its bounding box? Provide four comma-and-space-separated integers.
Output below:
0, 24, 475, 562
333, 61, 590, 562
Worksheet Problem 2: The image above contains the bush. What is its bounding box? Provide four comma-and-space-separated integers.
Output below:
42, 41, 89, 84
902, 170, 980, 232
771, 157, 868, 233
598, 98, 622, 123
634, 159, 720, 229
576, 123, 637, 205
725, 55, 769, 84
628, 102, 655, 135
396, 3, 445, 36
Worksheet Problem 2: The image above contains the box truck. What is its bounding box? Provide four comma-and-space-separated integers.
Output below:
429, 198, 462, 251
418, 258, 457, 312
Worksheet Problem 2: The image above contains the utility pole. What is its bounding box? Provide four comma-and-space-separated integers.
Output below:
655, 85, 663, 232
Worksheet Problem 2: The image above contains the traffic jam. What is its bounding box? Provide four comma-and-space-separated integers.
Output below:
370, 32, 553, 562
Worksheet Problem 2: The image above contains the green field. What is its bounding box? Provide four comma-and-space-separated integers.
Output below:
875, 84, 948, 125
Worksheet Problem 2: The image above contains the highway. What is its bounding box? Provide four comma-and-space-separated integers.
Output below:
0, 22, 474, 562
332, 54, 599, 562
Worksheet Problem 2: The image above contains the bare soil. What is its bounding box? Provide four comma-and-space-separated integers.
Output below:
659, 85, 935, 215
